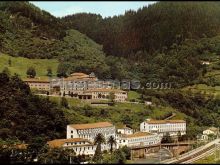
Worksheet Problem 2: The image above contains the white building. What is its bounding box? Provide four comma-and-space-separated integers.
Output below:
117, 125, 133, 135
201, 61, 210, 65
49, 72, 128, 102
67, 122, 116, 151
82, 89, 128, 102
47, 138, 96, 156
203, 127, 219, 135
117, 132, 161, 148
140, 119, 186, 136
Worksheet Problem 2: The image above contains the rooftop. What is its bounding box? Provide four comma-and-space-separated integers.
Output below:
47, 138, 92, 148
64, 72, 97, 81
69, 122, 113, 130
117, 125, 132, 130
206, 127, 219, 132
23, 78, 50, 83
84, 88, 126, 93
123, 132, 152, 138
145, 119, 186, 124
70, 72, 89, 77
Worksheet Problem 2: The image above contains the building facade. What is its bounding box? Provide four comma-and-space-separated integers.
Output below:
67, 122, 116, 151
47, 138, 96, 156
117, 132, 161, 148
203, 127, 219, 135
117, 125, 133, 135
23, 78, 50, 91
140, 119, 186, 136
82, 89, 128, 102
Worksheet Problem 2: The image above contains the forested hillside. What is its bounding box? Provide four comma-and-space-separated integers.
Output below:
62, 2, 220, 58
1, 2, 220, 86
0, 73, 67, 143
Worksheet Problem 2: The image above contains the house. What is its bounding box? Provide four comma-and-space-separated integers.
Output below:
67, 122, 116, 151
117, 132, 161, 148
47, 138, 96, 156
23, 78, 50, 91
145, 101, 153, 106
117, 125, 133, 135
201, 61, 210, 65
61, 72, 112, 95
82, 88, 128, 102
203, 127, 219, 135
140, 119, 186, 136
51, 72, 114, 97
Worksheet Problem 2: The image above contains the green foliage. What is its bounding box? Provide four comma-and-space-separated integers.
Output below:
161, 132, 173, 143
63, 2, 220, 58
0, 72, 67, 143
2, 67, 10, 76
121, 146, 131, 160
142, 88, 220, 138
8, 58, 11, 67
26, 66, 36, 78
61, 97, 69, 108
1, 2, 219, 85
109, 92, 115, 103
47, 67, 52, 77
93, 133, 106, 163
0, 54, 59, 79
107, 136, 116, 154
56, 29, 110, 78
103, 148, 126, 164
38, 146, 76, 164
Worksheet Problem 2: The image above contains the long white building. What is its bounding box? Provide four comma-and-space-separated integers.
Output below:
47, 138, 96, 156
67, 122, 116, 150
140, 119, 186, 136
117, 132, 161, 148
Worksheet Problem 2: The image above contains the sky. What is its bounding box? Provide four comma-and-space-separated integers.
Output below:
30, 1, 157, 18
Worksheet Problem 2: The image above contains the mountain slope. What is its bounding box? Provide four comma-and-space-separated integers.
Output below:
62, 2, 220, 58
0, 54, 59, 79
0, 2, 112, 78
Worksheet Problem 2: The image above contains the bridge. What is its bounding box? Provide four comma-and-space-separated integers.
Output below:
130, 141, 194, 160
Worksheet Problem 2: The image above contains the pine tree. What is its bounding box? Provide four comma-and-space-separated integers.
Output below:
26, 67, 36, 78
61, 97, 68, 108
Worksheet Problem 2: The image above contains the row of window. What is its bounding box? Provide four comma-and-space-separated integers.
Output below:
72, 146, 95, 152
66, 141, 86, 145
146, 124, 186, 127
30, 84, 49, 87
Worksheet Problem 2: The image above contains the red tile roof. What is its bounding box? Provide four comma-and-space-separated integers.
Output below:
145, 119, 186, 124
69, 122, 113, 130
47, 138, 92, 148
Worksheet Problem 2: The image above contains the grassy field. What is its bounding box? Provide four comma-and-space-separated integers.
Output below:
40, 95, 187, 129
127, 91, 141, 101
183, 84, 220, 97
0, 54, 59, 79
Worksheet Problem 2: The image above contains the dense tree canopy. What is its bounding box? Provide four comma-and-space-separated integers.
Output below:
1, 2, 220, 86
0, 72, 67, 143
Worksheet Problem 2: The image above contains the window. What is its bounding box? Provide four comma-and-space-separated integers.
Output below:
71, 135, 73, 138
71, 130, 73, 133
